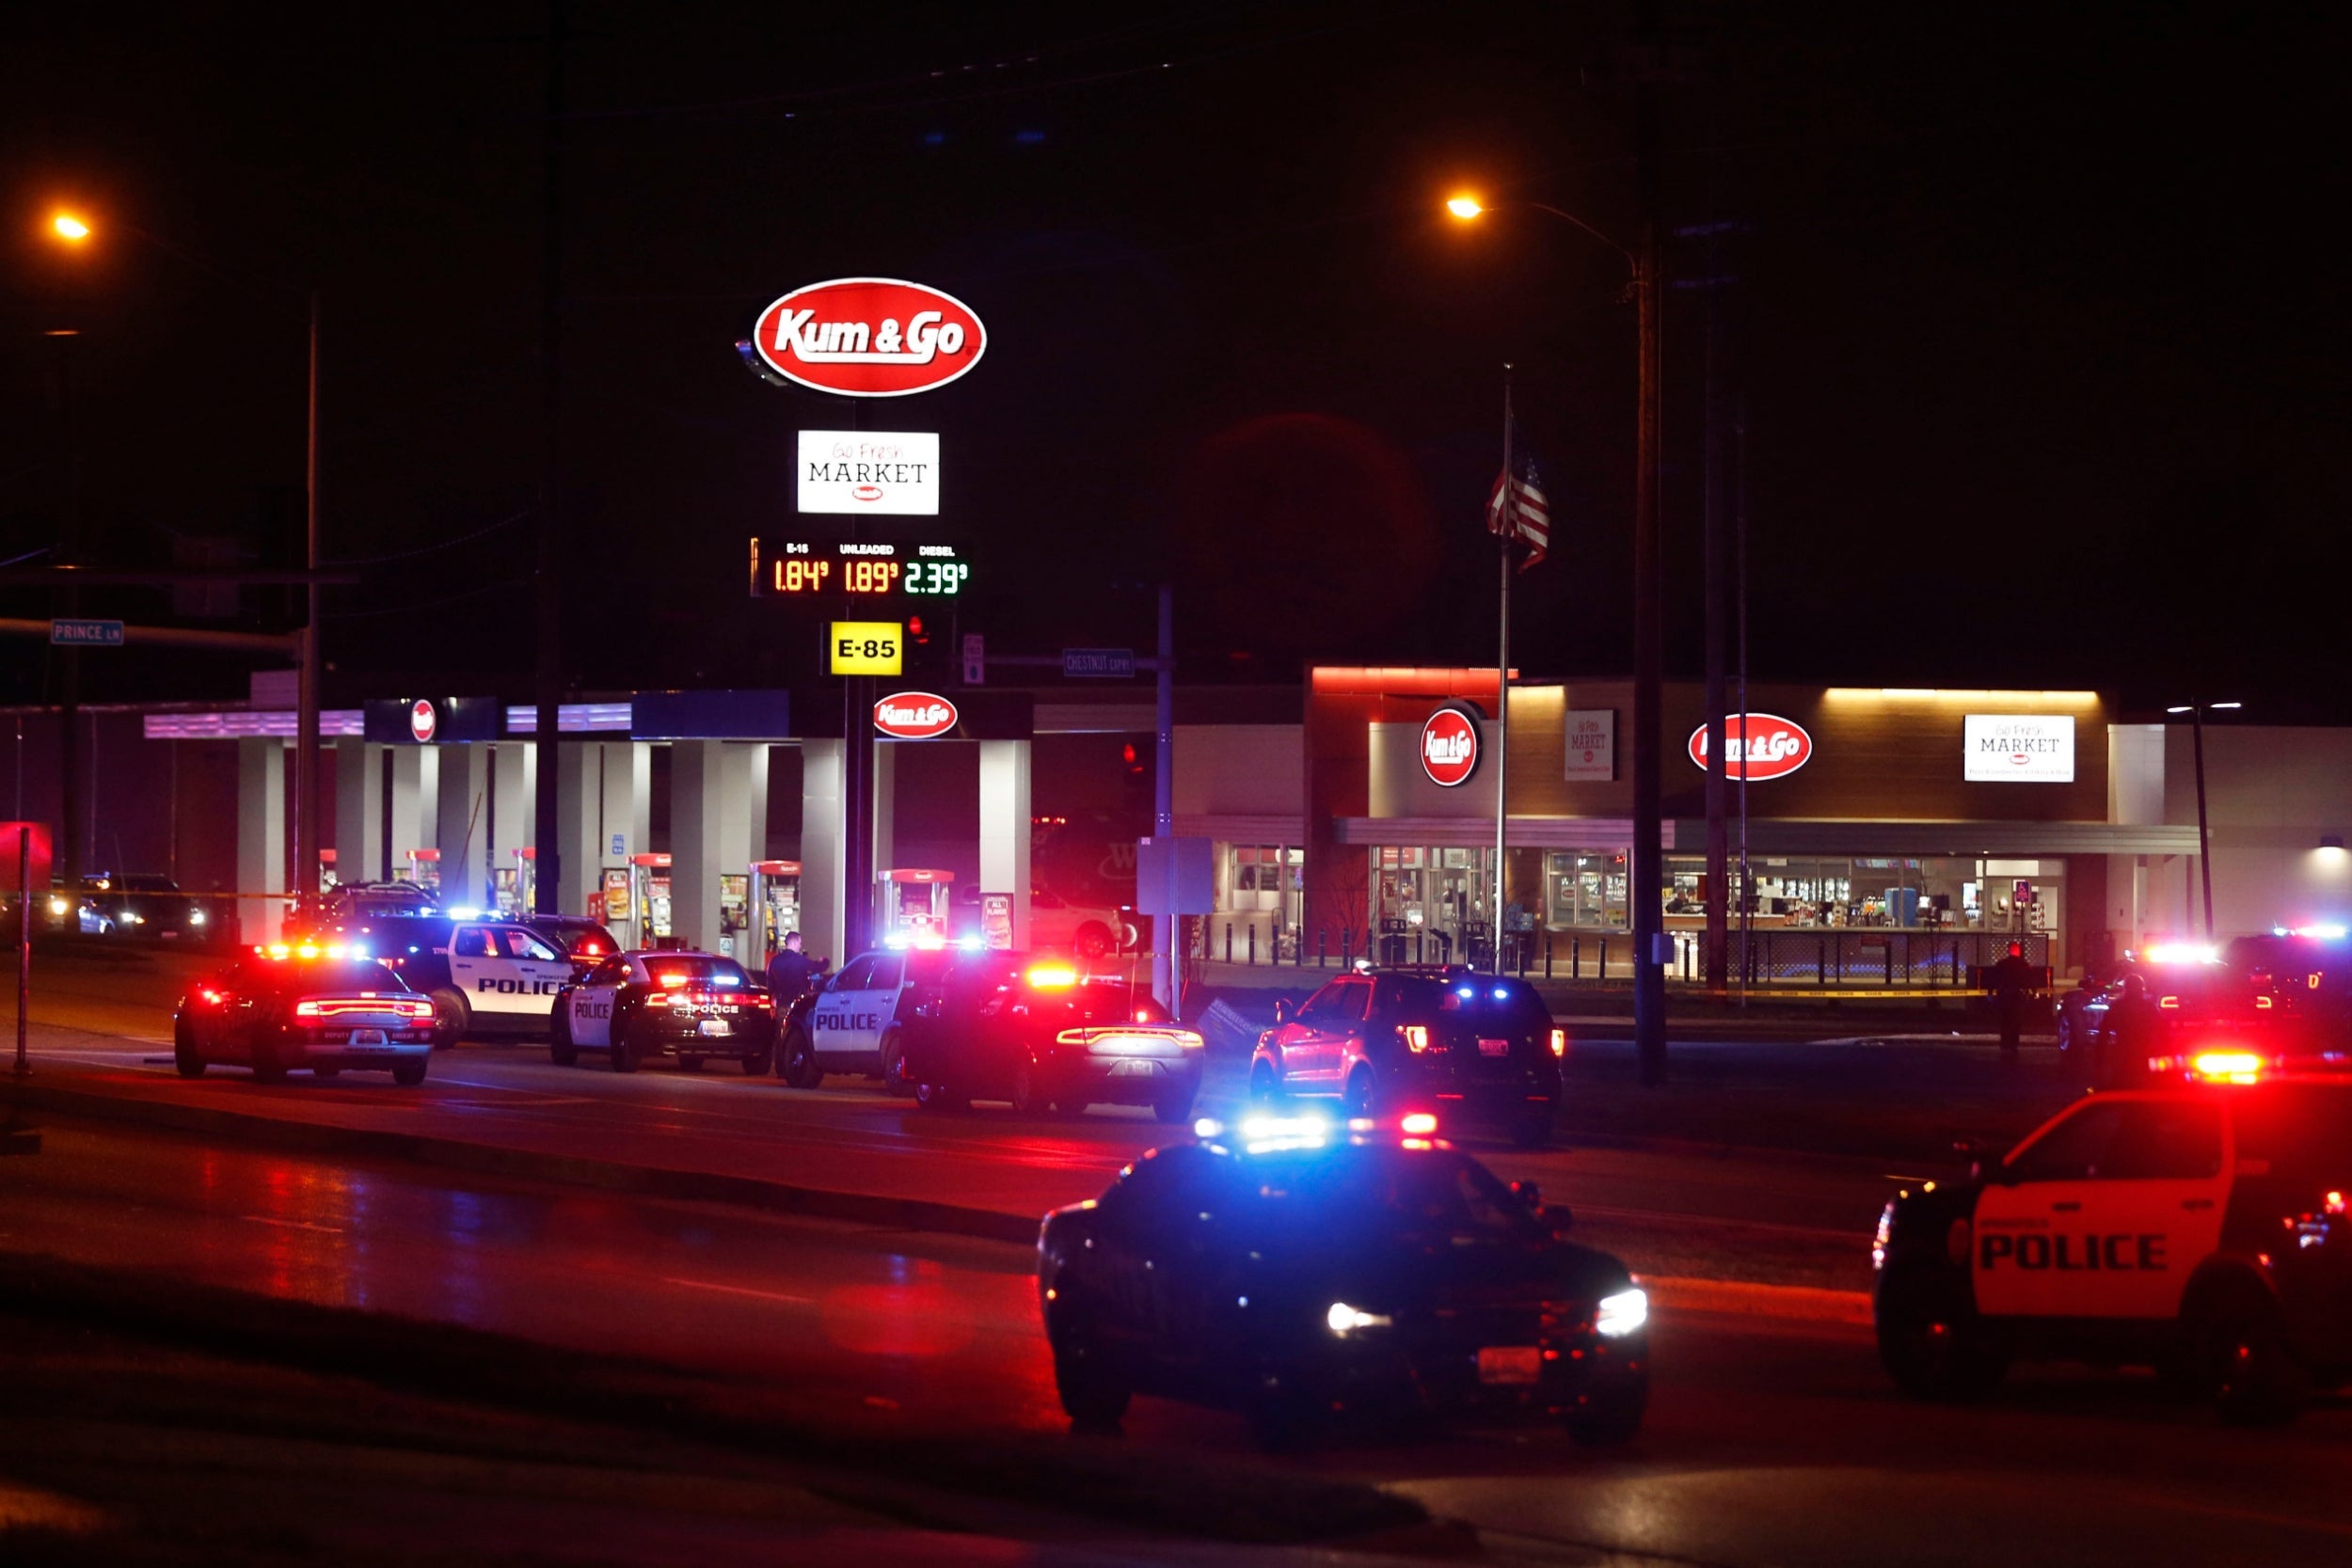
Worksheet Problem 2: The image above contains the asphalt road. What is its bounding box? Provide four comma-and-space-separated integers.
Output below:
6, 1117, 2350, 1565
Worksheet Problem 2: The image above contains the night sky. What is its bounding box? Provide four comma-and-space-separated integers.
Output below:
4, 3, 2345, 717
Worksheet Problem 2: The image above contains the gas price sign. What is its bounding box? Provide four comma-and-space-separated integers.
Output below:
750, 537, 971, 601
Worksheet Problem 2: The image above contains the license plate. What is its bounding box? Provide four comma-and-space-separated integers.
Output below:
1477, 1037, 1511, 1057
347, 1028, 389, 1046
1478, 1346, 1543, 1385
697, 1019, 733, 1037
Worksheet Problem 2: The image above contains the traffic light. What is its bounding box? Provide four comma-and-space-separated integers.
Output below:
904, 613, 948, 674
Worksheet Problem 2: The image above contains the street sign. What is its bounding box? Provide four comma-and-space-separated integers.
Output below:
961, 632, 985, 686
828, 621, 902, 675
1062, 647, 1135, 679
49, 618, 124, 647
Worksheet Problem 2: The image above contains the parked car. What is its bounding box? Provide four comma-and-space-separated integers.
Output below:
1028, 887, 1136, 959
172, 943, 436, 1085
550, 949, 777, 1073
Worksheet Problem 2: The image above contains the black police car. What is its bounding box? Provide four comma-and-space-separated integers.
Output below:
2054, 945, 2278, 1086
1038, 1113, 1648, 1448
1250, 967, 1565, 1146
549, 949, 778, 1072
172, 942, 437, 1085
900, 952, 1205, 1120
1874, 1071, 2352, 1423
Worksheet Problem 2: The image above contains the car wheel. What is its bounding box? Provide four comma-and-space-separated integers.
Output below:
2185, 1282, 2307, 1426
2054, 1009, 2075, 1055
1073, 922, 1114, 960
1152, 1086, 1195, 1125
1509, 1107, 1553, 1148
1565, 1384, 1647, 1446
1875, 1259, 2007, 1401
1341, 1066, 1376, 1119
739, 1031, 774, 1076
173, 1020, 206, 1080
429, 989, 469, 1051
610, 1022, 642, 1073
1009, 1056, 1048, 1116
880, 1029, 912, 1098
1050, 1318, 1131, 1429
549, 1008, 579, 1068
778, 1026, 820, 1088
914, 1078, 966, 1113
391, 1058, 427, 1087
1249, 1059, 1282, 1106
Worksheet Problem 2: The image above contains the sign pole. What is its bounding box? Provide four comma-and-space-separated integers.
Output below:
1493, 367, 1513, 974
1154, 585, 1177, 1019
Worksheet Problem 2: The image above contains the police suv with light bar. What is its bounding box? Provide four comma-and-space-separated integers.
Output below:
1874, 1071, 2352, 1423
1037, 1112, 1648, 1449
329, 912, 581, 1048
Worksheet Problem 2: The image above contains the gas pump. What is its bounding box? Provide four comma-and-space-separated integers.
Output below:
508, 847, 535, 917
718, 873, 749, 958
880, 868, 955, 944
748, 860, 803, 973
405, 847, 441, 895
628, 852, 673, 948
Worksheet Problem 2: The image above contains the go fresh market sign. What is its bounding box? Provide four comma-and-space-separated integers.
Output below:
1964, 714, 2075, 783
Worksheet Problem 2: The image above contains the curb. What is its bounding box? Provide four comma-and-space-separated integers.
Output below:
3, 1082, 1043, 1248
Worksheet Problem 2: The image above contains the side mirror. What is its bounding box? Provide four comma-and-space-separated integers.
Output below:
1510, 1180, 1543, 1212
1271, 997, 1294, 1026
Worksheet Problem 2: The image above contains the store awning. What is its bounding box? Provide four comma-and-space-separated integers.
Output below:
1334, 816, 1668, 849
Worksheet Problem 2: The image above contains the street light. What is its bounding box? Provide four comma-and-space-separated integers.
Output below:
1445, 191, 1667, 1084
40, 210, 326, 919
2166, 701, 2241, 940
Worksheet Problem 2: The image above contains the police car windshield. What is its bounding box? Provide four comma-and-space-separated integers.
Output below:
1386, 975, 1550, 1034
2229, 1084, 2352, 1178
644, 956, 749, 988
241, 958, 407, 993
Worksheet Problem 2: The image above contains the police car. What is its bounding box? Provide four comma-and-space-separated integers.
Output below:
1873, 1069, 2352, 1423
549, 950, 777, 1073
363, 913, 582, 1047
172, 942, 437, 1085
1038, 1112, 1649, 1449
775, 943, 960, 1092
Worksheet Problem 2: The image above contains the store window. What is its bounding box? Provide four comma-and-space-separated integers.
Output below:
1544, 851, 1629, 930
1375, 846, 1496, 963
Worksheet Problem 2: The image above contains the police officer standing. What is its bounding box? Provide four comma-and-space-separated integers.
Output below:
1988, 941, 2041, 1065
765, 930, 818, 1002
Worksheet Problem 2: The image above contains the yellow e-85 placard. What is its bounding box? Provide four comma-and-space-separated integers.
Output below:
828, 621, 902, 675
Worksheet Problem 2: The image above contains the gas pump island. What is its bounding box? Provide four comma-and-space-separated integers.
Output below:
739, 275, 1025, 960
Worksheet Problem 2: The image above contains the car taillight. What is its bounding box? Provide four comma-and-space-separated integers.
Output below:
397, 998, 433, 1020
1026, 963, 1078, 990
2329, 1191, 2346, 1217
1401, 1024, 1430, 1053
644, 992, 672, 1008
294, 1001, 320, 1018
1549, 1027, 1567, 1057
2159, 995, 2180, 1009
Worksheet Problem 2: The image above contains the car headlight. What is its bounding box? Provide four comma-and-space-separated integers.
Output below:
48, 896, 68, 916
1326, 1301, 1391, 1336
1596, 1288, 1648, 1338
188, 908, 206, 925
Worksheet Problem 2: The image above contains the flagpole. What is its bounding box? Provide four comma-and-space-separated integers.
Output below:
1494, 366, 1513, 975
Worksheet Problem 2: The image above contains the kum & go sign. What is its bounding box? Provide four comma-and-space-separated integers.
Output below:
1688, 713, 1814, 781
753, 278, 986, 397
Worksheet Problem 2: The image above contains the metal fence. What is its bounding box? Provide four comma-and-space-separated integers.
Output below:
1196, 920, 2049, 990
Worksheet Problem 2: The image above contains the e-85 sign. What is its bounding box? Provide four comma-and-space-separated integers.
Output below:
829, 621, 903, 675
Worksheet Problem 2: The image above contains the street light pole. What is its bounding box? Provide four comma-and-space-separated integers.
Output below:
2168, 700, 2240, 941
295, 290, 323, 906
1443, 188, 1665, 1076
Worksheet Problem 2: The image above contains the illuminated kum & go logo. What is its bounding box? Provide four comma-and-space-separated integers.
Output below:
753, 278, 986, 397
1688, 714, 1814, 781
1421, 705, 1483, 788
874, 692, 959, 739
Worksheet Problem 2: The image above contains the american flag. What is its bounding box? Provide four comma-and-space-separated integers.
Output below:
1486, 453, 1550, 570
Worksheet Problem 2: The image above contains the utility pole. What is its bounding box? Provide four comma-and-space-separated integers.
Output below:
51, 329, 83, 891
1630, 24, 1668, 1085
294, 291, 323, 905
1153, 584, 1177, 1018
532, 0, 567, 916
